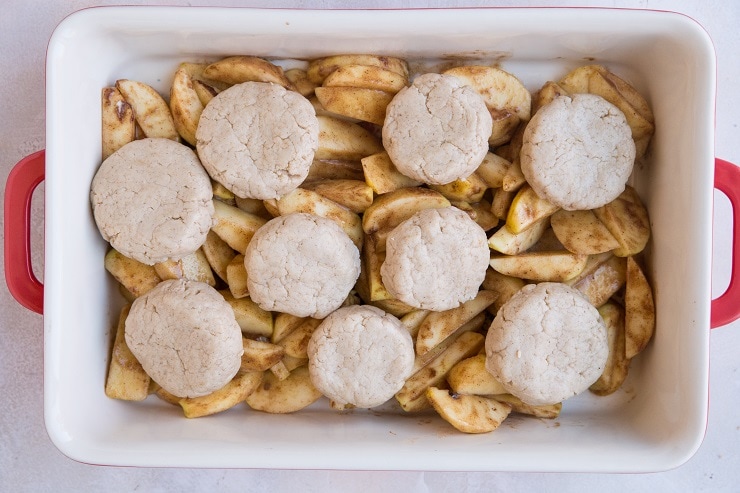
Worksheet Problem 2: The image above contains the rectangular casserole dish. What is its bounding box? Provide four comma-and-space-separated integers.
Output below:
7, 6, 740, 472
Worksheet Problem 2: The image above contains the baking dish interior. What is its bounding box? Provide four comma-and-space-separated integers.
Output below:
43, 7, 716, 471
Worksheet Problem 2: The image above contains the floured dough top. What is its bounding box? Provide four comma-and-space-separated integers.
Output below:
307, 305, 414, 408
382, 73, 492, 185
520, 94, 635, 211
90, 138, 214, 265
196, 81, 319, 200
244, 212, 361, 318
380, 207, 489, 311
125, 279, 244, 398
484, 282, 609, 406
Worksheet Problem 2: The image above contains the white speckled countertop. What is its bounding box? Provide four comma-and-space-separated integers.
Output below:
2, 1, 738, 491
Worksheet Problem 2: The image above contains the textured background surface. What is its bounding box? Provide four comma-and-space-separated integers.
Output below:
1, 1, 738, 491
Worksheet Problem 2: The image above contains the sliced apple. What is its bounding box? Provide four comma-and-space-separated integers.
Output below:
489, 251, 588, 282
475, 152, 512, 189
101, 87, 135, 160
315, 86, 394, 126
211, 199, 268, 255
104, 249, 161, 297
116, 79, 179, 141
447, 354, 507, 396
624, 256, 656, 358
105, 304, 150, 401
284, 68, 317, 97
322, 64, 408, 93
153, 248, 215, 287
493, 394, 561, 419
361, 187, 450, 238
488, 216, 549, 255
592, 186, 651, 257
480, 267, 527, 314
274, 187, 363, 250
443, 65, 531, 122
567, 254, 626, 307
491, 188, 517, 221
506, 184, 559, 233
169, 64, 204, 145
426, 387, 511, 434
180, 371, 263, 418
276, 317, 322, 359
531, 80, 569, 115
315, 115, 384, 160
305, 159, 365, 183
454, 200, 499, 232
202, 55, 294, 89
240, 338, 285, 372
307, 54, 409, 84
588, 69, 655, 141
488, 108, 521, 146
396, 331, 484, 412
558, 64, 602, 94
246, 366, 322, 414
399, 309, 431, 340
551, 208, 621, 255
363, 233, 393, 302
302, 179, 374, 214
501, 158, 527, 192
590, 302, 630, 396
361, 151, 422, 194
219, 289, 273, 338
429, 172, 488, 203
415, 290, 498, 356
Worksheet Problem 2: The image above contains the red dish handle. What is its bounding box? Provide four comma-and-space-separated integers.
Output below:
4, 150, 45, 314
712, 158, 740, 328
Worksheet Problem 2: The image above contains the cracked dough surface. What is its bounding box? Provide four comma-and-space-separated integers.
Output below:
90, 138, 214, 265
196, 81, 319, 200
484, 282, 609, 406
244, 212, 361, 318
380, 207, 489, 311
520, 94, 636, 211
382, 73, 492, 185
307, 305, 414, 408
124, 279, 244, 398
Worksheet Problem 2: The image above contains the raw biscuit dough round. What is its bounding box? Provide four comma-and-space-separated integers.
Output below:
382, 73, 492, 185
125, 279, 244, 398
90, 138, 214, 265
484, 282, 609, 406
520, 94, 636, 211
244, 212, 361, 318
196, 81, 319, 200
380, 207, 489, 311
307, 305, 415, 408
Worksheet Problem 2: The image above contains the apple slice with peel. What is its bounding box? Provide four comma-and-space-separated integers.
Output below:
203, 55, 294, 89
489, 251, 588, 282
315, 86, 394, 126
116, 79, 179, 141
506, 184, 560, 234
361, 186, 450, 245
566, 254, 626, 307
590, 302, 630, 396
624, 256, 656, 358
426, 387, 512, 434
322, 64, 408, 93
551, 209, 621, 255
592, 186, 651, 257
488, 216, 549, 255
415, 290, 498, 356
447, 354, 507, 397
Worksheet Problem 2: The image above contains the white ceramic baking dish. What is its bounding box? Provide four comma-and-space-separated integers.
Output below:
5, 6, 740, 472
